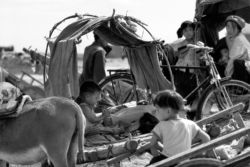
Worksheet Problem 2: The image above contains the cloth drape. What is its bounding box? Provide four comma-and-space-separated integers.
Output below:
124, 45, 173, 93
46, 16, 173, 97
46, 39, 79, 99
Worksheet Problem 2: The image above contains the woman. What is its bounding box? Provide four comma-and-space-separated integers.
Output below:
224, 15, 250, 84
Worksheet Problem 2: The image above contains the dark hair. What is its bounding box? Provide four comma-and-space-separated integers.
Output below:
177, 21, 195, 38
153, 90, 184, 111
79, 80, 101, 98
94, 33, 100, 41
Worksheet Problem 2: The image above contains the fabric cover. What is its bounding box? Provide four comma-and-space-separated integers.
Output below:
46, 15, 173, 98
46, 39, 79, 98
125, 45, 173, 93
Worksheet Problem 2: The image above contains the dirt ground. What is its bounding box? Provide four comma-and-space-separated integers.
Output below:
10, 152, 152, 167
9, 120, 250, 167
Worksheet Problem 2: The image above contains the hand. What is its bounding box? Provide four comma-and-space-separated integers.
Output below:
218, 58, 228, 66
196, 41, 204, 47
103, 109, 111, 118
107, 106, 121, 114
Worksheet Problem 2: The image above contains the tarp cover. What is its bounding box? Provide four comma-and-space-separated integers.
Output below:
46, 15, 173, 98
195, 0, 250, 47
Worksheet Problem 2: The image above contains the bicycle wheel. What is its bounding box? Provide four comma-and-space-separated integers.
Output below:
98, 73, 143, 106
196, 79, 250, 120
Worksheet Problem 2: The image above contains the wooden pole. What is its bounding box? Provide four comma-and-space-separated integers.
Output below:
196, 103, 244, 127
107, 142, 151, 166
77, 133, 152, 164
148, 127, 250, 167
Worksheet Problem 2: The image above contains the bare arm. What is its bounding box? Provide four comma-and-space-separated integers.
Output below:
195, 129, 211, 144
80, 105, 108, 124
150, 134, 164, 157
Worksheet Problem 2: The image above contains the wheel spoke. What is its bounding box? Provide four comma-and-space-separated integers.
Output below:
197, 80, 250, 120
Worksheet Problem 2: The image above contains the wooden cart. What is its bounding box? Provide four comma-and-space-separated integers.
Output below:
106, 103, 250, 167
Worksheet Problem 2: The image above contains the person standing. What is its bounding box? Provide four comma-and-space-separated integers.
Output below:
79, 32, 111, 86
170, 21, 203, 102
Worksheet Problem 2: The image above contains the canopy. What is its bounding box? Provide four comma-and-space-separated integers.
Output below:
54, 16, 155, 47
45, 14, 173, 98
195, 0, 250, 47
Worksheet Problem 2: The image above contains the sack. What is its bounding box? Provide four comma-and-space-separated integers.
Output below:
138, 113, 159, 134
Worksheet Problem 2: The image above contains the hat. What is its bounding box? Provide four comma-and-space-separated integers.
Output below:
226, 15, 245, 29
177, 21, 195, 38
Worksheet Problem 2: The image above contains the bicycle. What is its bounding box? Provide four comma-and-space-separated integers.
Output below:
98, 69, 145, 106
99, 44, 250, 122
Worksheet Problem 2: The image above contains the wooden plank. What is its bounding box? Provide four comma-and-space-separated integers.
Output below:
147, 127, 250, 167
77, 134, 152, 163
224, 151, 250, 167
196, 103, 244, 127
107, 142, 151, 166
233, 112, 246, 128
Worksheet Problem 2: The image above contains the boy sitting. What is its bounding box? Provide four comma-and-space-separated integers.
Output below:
78, 80, 125, 139
144, 90, 210, 166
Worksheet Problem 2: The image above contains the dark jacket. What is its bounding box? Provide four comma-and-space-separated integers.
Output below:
80, 42, 106, 85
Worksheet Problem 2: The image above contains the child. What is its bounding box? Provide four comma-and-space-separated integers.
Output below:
146, 90, 210, 166
78, 80, 124, 137
218, 47, 230, 67
170, 21, 204, 103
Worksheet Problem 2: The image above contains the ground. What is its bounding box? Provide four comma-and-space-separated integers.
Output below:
8, 121, 250, 167
9, 153, 152, 167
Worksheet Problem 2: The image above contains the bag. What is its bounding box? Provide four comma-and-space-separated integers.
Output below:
138, 113, 159, 134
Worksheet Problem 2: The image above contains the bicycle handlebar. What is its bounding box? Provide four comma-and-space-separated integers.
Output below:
187, 44, 213, 52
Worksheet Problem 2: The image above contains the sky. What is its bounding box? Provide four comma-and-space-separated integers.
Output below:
0, 0, 197, 53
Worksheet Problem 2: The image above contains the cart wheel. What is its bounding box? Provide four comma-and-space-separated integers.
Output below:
98, 73, 144, 106
23, 86, 45, 100
176, 158, 223, 167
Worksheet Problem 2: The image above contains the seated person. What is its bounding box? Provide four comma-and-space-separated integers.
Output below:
142, 90, 210, 166
78, 80, 125, 137
169, 21, 204, 102
224, 15, 250, 84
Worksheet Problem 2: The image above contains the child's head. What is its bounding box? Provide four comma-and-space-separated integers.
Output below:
226, 15, 245, 37
153, 90, 184, 120
177, 21, 195, 40
79, 80, 102, 106
220, 48, 229, 60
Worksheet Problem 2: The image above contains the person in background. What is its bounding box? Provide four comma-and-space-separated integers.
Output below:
170, 21, 204, 103
145, 90, 210, 166
224, 15, 250, 84
79, 32, 112, 86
